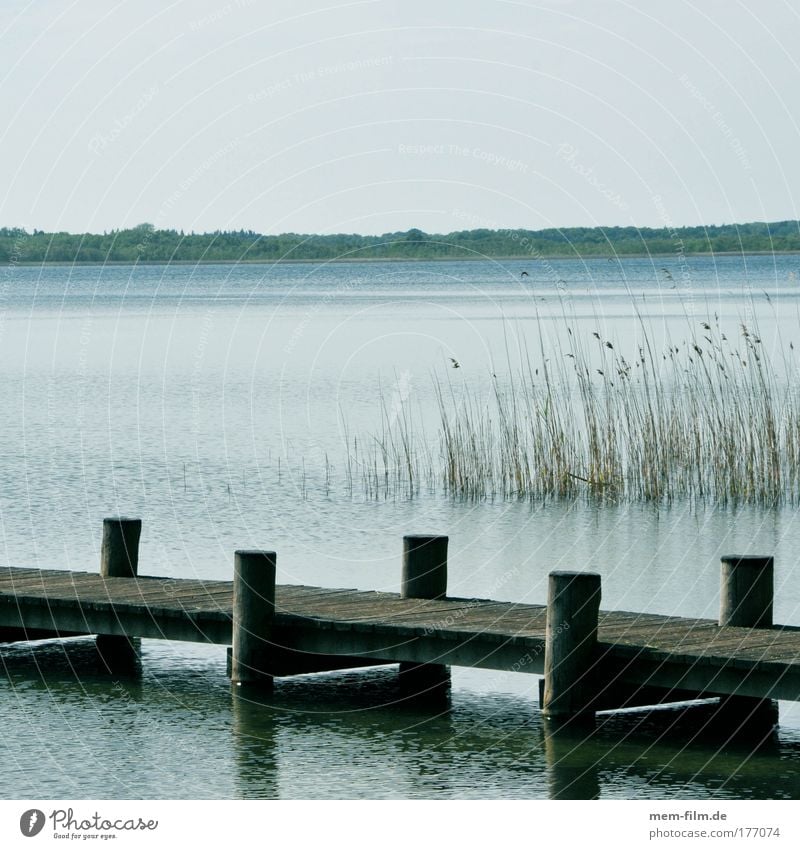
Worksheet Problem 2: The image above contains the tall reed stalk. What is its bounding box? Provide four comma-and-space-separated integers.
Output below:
426, 312, 799, 505
343, 304, 800, 506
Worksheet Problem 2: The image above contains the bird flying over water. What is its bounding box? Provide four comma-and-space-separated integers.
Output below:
520, 271, 529, 278
661, 267, 673, 281
449, 357, 460, 369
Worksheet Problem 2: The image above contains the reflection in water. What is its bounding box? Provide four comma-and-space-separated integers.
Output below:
231, 688, 279, 799
1, 638, 799, 799
541, 701, 784, 800
542, 717, 601, 800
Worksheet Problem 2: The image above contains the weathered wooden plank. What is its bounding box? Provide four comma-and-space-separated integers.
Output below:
599, 616, 713, 636
0, 567, 88, 583
351, 609, 547, 638
276, 586, 361, 603
89, 584, 234, 606
644, 629, 797, 657
637, 630, 744, 654
2, 584, 234, 613
292, 601, 474, 623
599, 638, 800, 678
159, 587, 234, 605
0, 574, 98, 594
284, 595, 401, 616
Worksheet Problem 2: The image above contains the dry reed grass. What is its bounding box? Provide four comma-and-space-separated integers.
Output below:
346, 302, 798, 505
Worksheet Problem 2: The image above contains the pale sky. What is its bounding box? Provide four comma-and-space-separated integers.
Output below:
1, 0, 798, 235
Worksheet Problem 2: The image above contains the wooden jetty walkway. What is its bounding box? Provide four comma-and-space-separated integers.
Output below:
1, 518, 799, 721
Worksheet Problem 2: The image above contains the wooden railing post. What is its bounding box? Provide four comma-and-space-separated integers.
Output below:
718, 555, 777, 728
96, 517, 142, 669
231, 550, 276, 686
542, 571, 601, 720
399, 535, 449, 695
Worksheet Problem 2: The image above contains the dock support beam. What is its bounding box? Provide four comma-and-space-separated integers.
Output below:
717, 555, 778, 729
96, 517, 142, 670
231, 550, 276, 687
542, 571, 601, 721
399, 535, 449, 696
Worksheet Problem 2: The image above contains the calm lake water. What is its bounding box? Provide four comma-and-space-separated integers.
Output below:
1, 255, 800, 799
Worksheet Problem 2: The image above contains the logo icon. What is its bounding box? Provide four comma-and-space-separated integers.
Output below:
19, 810, 46, 837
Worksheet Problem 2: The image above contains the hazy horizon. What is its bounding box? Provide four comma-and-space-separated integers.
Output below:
2, 1, 799, 237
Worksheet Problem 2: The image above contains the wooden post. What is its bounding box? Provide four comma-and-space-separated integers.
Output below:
401, 535, 448, 600
720, 555, 773, 628
100, 517, 142, 579
96, 517, 142, 670
542, 571, 601, 720
399, 535, 449, 696
717, 555, 778, 730
231, 550, 276, 686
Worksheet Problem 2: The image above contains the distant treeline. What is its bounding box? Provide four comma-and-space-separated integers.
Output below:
3, 220, 800, 264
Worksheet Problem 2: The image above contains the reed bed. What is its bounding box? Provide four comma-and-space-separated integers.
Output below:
347, 309, 800, 506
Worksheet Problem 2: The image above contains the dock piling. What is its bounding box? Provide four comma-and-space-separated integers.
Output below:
96, 517, 142, 670
399, 534, 449, 696
720, 555, 773, 629
401, 535, 448, 600
231, 550, 276, 686
100, 517, 142, 580
542, 571, 601, 721
718, 555, 778, 729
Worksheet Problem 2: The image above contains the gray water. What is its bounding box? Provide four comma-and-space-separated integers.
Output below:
1, 255, 800, 799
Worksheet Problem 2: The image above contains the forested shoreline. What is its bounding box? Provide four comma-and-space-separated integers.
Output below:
3, 220, 800, 264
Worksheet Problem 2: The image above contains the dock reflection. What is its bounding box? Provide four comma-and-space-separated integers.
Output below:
2, 640, 798, 800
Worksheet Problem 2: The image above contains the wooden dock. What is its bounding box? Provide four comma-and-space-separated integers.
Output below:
1, 519, 799, 720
